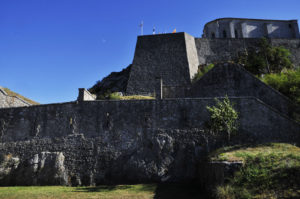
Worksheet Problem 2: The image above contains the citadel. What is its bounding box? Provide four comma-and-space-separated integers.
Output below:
0, 18, 299, 186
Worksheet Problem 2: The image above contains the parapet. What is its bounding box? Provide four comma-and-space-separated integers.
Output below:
77, 88, 96, 101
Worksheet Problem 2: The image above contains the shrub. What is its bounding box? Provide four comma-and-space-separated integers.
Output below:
216, 185, 251, 199
206, 96, 239, 142
215, 185, 235, 199
261, 68, 300, 105
108, 92, 122, 100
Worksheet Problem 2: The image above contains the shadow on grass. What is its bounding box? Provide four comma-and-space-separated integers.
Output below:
268, 166, 300, 195
74, 185, 127, 192
74, 184, 157, 193
73, 183, 210, 198
153, 183, 211, 199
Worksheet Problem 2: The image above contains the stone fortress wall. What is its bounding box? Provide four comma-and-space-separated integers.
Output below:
0, 96, 299, 185
126, 33, 199, 96
1, 18, 300, 185
126, 33, 300, 97
195, 38, 300, 66
0, 86, 32, 108
202, 18, 300, 39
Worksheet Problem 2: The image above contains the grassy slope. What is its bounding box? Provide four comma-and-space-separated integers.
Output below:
2, 87, 39, 105
210, 143, 300, 199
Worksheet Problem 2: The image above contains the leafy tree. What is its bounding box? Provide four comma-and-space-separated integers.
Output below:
206, 96, 239, 142
238, 38, 293, 75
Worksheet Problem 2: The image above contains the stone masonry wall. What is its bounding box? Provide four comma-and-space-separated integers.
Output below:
126, 33, 199, 95
0, 87, 31, 108
195, 38, 300, 66
125, 34, 300, 98
190, 63, 298, 118
0, 98, 299, 185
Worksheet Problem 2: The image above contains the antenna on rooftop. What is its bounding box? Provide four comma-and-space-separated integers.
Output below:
139, 21, 144, 35
153, 26, 156, 35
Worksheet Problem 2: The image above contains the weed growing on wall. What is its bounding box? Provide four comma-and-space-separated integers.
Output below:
192, 64, 214, 83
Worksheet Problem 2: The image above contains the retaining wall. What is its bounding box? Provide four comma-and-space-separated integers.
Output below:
0, 98, 299, 185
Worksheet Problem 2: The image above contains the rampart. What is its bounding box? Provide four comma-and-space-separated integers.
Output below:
190, 63, 298, 118
126, 33, 300, 96
195, 38, 300, 65
1, 31, 300, 186
126, 33, 199, 95
0, 87, 32, 108
0, 98, 299, 185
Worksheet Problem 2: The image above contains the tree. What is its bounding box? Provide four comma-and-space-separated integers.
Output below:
206, 96, 239, 142
238, 38, 293, 75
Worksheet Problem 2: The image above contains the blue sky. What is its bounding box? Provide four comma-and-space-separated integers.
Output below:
1, 0, 300, 104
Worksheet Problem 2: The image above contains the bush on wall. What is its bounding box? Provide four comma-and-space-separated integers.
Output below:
206, 96, 239, 142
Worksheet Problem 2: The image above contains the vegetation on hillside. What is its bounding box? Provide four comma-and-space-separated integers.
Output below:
210, 143, 300, 199
260, 68, 300, 105
237, 38, 293, 75
108, 92, 154, 100
236, 38, 300, 120
2, 87, 39, 105
89, 65, 131, 99
192, 64, 214, 83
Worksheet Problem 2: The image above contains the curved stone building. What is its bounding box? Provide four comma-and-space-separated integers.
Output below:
203, 18, 300, 39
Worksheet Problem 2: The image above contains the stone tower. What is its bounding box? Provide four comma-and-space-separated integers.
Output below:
126, 32, 199, 96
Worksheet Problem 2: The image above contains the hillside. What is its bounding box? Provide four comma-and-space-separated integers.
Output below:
89, 65, 131, 99
210, 143, 300, 199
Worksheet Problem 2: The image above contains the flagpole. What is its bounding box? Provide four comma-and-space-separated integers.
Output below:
140, 21, 144, 36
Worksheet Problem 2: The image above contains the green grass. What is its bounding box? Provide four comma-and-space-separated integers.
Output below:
192, 63, 214, 83
0, 183, 208, 199
210, 143, 300, 199
0, 184, 156, 199
108, 92, 154, 100
2, 87, 39, 105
